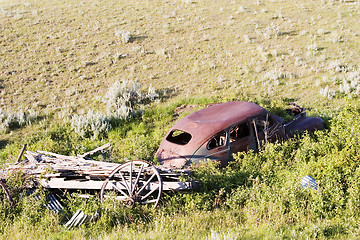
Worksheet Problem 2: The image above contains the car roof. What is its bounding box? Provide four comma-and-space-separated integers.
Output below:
169, 101, 267, 143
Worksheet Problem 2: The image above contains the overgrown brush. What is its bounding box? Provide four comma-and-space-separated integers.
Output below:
103, 80, 158, 120
218, 105, 360, 235
71, 80, 159, 139
0, 108, 38, 133
2, 99, 360, 239
71, 110, 111, 139
155, 103, 360, 237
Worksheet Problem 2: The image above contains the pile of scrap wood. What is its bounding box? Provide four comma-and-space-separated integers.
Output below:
0, 143, 195, 191
0, 143, 115, 181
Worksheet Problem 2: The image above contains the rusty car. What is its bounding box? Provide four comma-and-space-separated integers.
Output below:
156, 101, 324, 168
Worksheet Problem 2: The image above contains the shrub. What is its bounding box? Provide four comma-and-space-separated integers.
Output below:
320, 86, 335, 99
0, 109, 38, 133
338, 71, 360, 98
224, 106, 360, 226
115, 30, 132, 43
71, 110, 111, 139
103, 80, 159, 120
71, 80, 159, 139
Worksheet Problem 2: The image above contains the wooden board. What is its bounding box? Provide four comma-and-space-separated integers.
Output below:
0, 145, 197, 192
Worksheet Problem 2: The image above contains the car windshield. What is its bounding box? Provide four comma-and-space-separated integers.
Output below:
166, 130, 192, 145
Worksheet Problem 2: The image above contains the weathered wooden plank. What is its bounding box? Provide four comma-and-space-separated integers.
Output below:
39, 178, 118, 190
77, 143, 111, 158
1, 146, 196, 193
36, 150, 75, 159
24, 152, 39, 164
39, 177, 195, 191
162, 181, 195, 191
34, 150, 118, 167
16, 144, 27, 163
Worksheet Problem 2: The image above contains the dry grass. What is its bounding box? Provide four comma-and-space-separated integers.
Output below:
1, 0, 359, 116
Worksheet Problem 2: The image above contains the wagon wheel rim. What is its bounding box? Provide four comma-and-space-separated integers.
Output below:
100, 160, 163, 208
0, 179, 13, 205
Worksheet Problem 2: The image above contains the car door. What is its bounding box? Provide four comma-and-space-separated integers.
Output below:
191, 130, 231, 167
229, 115, 275, 156
229, 121, 254, 155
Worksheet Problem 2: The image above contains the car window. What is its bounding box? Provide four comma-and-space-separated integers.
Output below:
166, 130, 192, 145
254, 114, 273, 132
207, 131, 226, 150
229, 122, 250, 143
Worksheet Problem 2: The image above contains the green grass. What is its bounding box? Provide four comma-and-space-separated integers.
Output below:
2, 99, 360, 239
1, 0, 360, 239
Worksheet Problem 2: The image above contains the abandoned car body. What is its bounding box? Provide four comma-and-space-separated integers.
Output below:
156, 101, 324, 169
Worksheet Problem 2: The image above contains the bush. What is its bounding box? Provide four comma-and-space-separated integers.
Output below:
71, 110, 111, 139
103, 80, 159, 120
71, 80, 159, 139
223, 106, 360, 227
3, 98, 360, 238
0, 108, 38, 133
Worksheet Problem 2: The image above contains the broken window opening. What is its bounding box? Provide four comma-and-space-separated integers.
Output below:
207, 131, 226, 150
229, 122, 250, 143
254, 114, 274, 132
166, 130, 192, 145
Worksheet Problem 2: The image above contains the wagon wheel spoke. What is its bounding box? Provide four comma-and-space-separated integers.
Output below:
136, 173, 156, 196
100, 160, 163, 208
132, 164, 144, 193
140, 186, 159, 201
118, 170, 131, 195
142, 199, 158, 204
111, 182, 130, 199
129, 161, 133, 194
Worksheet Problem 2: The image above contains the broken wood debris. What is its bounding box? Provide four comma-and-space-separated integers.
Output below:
0, 143, 195, 192
0, 143, 115, 180
77, 143, 111, 158
0, 143, 198, 210
16, 144, 27, 163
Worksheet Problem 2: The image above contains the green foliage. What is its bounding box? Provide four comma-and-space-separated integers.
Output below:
223, 106, 360, 232
2, 98, 360, 239
69, 80, 160, 140
2, 0, 360, 237
103, 80, 159, 120
0, 173, 59, 238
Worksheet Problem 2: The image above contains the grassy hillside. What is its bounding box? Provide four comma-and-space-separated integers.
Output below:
1, 0, 360, 239
1, 0, 359, 112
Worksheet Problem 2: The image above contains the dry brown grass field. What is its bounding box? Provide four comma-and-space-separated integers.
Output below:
1, 0, 359, 113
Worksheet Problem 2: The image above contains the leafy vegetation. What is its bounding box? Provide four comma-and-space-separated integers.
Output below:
2, 99, 360, 239
1, 0, 360, 239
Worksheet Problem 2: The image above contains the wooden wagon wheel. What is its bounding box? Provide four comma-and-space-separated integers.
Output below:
100, 160, 163, 208
0, 179, 13, 205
